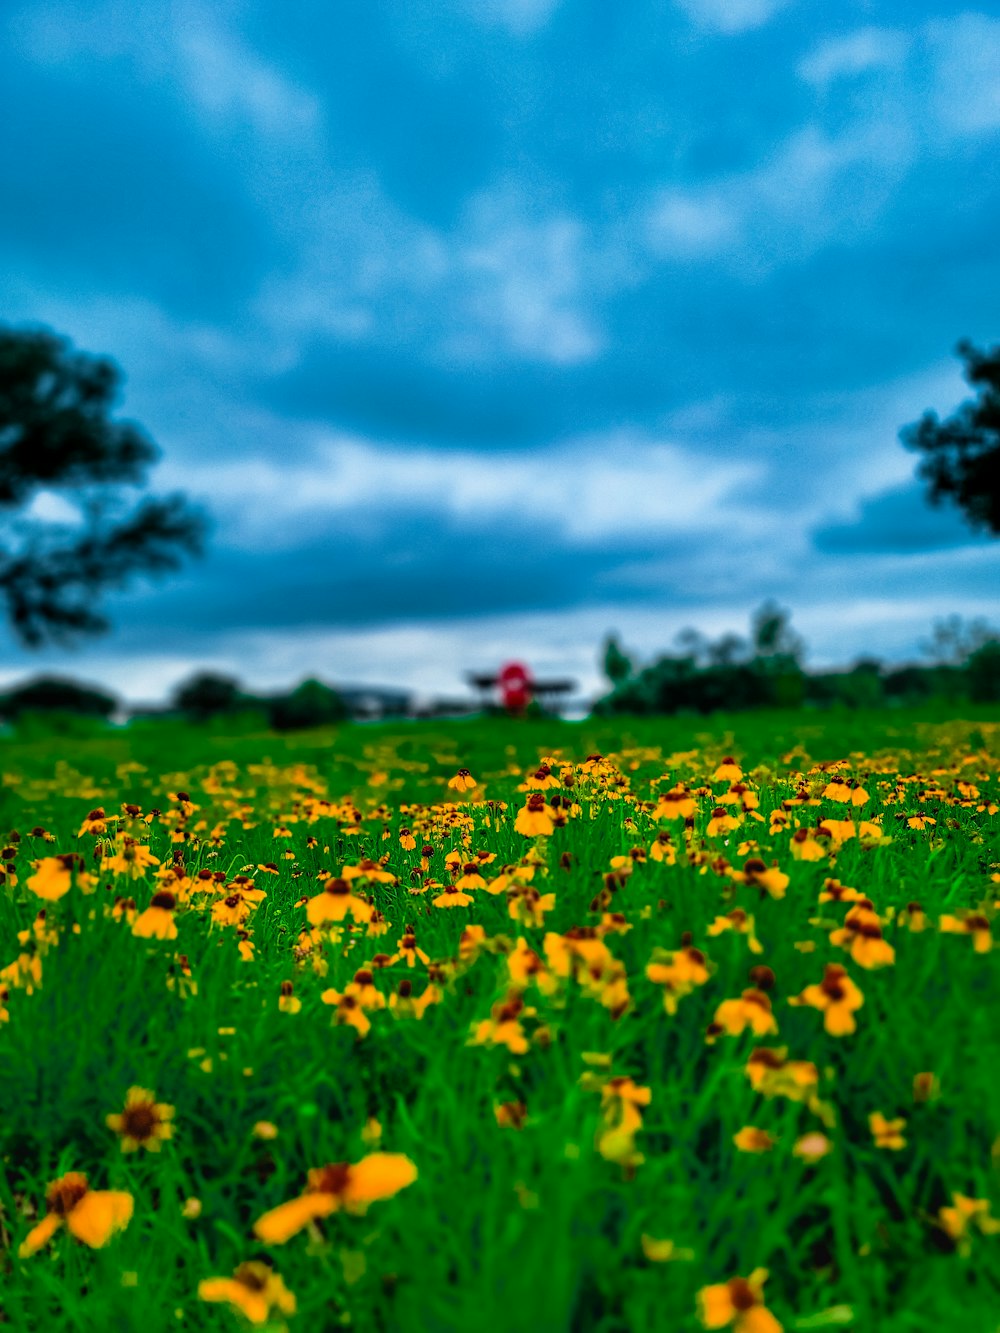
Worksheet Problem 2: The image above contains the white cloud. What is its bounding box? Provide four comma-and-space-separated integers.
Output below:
648, 120, 913, 267
11, 0, 320, 143
925, 13, 1000, 136
457, 212, 602, 363
159, 429, 762, 550
257, 190, 605, 367
646, 194, 737, 256
797, 27, 910, 86
467, 0, 562, 36
674, 0, 793, 35
650, 15, 999, 273
174, 18, 320, 138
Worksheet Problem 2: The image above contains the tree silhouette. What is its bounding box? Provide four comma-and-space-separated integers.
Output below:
602, 634, 633, 686
750, 599, 804, 664
0, 324, 206, 644
902, 339, 1000, 535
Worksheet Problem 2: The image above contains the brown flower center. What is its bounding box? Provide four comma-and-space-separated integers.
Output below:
47, 1173, 89, 1215
122, 1101, 160, 1140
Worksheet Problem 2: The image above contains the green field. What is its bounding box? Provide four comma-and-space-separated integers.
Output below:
0, 706, 998, 1332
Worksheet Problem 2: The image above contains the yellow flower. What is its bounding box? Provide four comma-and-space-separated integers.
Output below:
789, 964, 864, 1036
653, 785, 697, 820
454, 862, 487, 890
733, 1126, 775, 1153
507, 884, 556, 927
211, 893, 252, 927
447, 768, 477, 792
649, 831, 676, 862
306, 877, 372, 926
789, 829, 826, 861
937, 1193, 1000, 1254
254, 1154, 417, 1244
818, 879, 865, 905
741, 859, 789, 899
646, 945, 711, 1014
20, 1173, 133, 1256
102, 839, 161, 878
469, 993, 530, 1054
514, 794, 555, 837
78, 807, 108, 836
132, 892, 179, 940
253, 1121, 279, 1140
713, 758, 743, 783
822, 778, 852, 803
869, 1111, 907, 1150
106, 1086, 175, 1152
432, 885, 474, 908
342, 858, 397, 885
26, 854, 93, 900
829, 905, 895, 969
320, 988, 371, 1038
744, 1048, 818, 1102
818, 818, 855, 847
698, 1269, 782, 1332
939, 911, 992, 953
394, 929, 430, 968
711, 989, 778, 1040
706, 807, 741, 837
278, 980, 302, 1014
707, 909, 763, 954
199, 1261, 297, 1324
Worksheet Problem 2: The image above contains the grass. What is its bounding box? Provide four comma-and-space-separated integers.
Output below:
0, 704, 998, 1332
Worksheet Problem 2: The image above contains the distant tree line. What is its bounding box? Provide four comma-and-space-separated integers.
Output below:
0, 671, 348, 731
596, 605, 1000, 716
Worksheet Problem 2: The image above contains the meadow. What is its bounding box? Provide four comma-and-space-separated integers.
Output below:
0, 705, 997, 1333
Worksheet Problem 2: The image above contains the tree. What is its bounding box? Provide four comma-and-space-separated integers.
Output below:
902, 339, 1000, 534
172, 672, 243, 720
0, 323, 206, 645
707, 632, 748, 667
0, 675, 117, 719
268, 679, 347, 730
920, 614, 996, 666
967, 640, 1000, 703
602, 634, 633, 686
750, 600, 804, 664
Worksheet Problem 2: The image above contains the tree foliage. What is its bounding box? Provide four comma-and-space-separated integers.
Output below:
902, 339, 1000, 535
602, 634, 633, 686
0, 675, 117, 720
0, 324, 206, 644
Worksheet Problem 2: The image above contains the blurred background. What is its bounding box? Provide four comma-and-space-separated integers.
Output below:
1, 0, 998, 720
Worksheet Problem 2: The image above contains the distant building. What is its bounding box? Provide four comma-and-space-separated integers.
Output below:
336, 687, 414, 721
467, 663, 576, 715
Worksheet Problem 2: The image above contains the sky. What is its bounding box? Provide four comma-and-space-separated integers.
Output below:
2, 0, 999, 703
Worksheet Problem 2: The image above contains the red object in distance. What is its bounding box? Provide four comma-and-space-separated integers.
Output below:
498, 661, 533, 712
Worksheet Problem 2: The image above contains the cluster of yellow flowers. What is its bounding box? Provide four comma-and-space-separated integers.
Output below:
2, 736, 997, 1328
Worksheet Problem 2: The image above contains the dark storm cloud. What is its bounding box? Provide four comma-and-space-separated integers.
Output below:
812, 482, 981, 555
0, 54, 281, 318
102, 518, 702, 636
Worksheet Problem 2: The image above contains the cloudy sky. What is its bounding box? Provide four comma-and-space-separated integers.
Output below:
2, 0, 999, 701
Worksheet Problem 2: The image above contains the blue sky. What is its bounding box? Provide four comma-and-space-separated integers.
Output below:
2, 0, 999, 700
